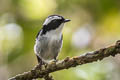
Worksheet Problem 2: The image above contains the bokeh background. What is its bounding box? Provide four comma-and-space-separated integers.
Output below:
0, 0, 120, 80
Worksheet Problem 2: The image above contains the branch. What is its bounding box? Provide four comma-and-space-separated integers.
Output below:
44, 74, 54, 80
9, 40, 120, 80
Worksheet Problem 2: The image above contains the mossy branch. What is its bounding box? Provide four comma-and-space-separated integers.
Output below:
8, 40, 120, 80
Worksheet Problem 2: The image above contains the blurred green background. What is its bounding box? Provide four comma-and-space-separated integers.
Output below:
0, 0, 120, 80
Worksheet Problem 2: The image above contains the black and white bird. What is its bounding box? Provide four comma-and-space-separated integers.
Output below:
34, 15, 70, 64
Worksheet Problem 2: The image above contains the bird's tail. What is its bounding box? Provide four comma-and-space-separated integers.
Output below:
36, 55, 45, 65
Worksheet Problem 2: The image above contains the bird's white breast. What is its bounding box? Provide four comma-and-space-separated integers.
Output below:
34, 23, 64, 63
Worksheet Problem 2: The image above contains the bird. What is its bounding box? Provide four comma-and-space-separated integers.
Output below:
34, 15, 70, 65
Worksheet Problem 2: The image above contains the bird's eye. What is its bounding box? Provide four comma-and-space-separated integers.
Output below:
52, 19, 63, 23
52, 20, 56, 23
61, 18, 65, 21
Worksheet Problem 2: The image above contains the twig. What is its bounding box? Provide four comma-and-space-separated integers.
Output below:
8, 40, 120, 80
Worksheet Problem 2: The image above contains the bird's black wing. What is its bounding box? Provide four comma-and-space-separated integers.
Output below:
35, 29, 44, 65
36, 55, 43, 65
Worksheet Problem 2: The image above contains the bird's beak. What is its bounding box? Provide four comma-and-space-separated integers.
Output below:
64, 19, 71, 23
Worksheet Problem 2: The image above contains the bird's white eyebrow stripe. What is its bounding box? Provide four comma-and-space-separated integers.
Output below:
43, 16, 62, 25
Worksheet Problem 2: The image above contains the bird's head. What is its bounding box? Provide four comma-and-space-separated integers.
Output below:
42, 15, 70, 35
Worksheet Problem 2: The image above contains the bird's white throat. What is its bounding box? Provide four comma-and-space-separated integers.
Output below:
44, 23, 64, 39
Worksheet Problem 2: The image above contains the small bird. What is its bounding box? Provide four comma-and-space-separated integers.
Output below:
34, 15, 70, 64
